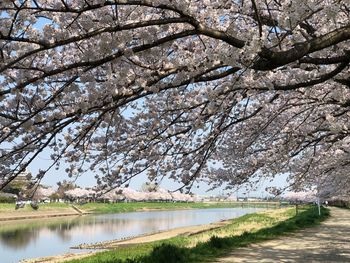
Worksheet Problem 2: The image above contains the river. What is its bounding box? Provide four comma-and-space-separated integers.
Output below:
0, 207, 263, 263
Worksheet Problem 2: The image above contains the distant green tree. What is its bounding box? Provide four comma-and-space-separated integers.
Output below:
2, 174, 31, 196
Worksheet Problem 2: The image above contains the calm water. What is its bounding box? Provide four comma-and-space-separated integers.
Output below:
0, 207, 263, 263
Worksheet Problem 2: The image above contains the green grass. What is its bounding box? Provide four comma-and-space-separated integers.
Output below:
0, 201, 279, 214
184, 206, 329, 262
77, 201, 279, 214
67, 205, 329, 263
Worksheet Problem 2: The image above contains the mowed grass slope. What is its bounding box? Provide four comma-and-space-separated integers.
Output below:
76, 201, 279, 214
0, 202, 279, 214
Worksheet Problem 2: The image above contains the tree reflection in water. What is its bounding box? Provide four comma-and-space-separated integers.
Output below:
0, 210, 206, 248
0, 208, 262, 262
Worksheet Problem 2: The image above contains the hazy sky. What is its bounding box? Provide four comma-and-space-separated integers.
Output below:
29, 149, 288, 197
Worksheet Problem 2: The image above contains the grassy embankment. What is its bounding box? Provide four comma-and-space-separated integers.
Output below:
68, 205, 329, 263
0, 201, 279, 214
76, 201, 279, 213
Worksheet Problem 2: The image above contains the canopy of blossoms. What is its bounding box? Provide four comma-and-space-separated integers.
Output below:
170, 191, 195, 202
122, 188, 146, 201
98, 187, 125, 201
283, 190, 317, 203
156, 188, 173, 201
65, 188, 95, 199
0, 1, 349, 197
38, 186, 55, 197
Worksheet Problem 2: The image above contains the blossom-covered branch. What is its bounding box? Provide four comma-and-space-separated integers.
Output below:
0, 0, 349, 196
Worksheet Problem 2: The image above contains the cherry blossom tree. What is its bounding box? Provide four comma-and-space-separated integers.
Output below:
283, 190, 317, 203
31, 185, 55, 201
98, 187, 125, 202
0, 1, 349, 196
157, 187, 173, 201
122, 187, 146, 201
170, 191, 194, 202
140, 182, 159, 193
65, 187, 94, 200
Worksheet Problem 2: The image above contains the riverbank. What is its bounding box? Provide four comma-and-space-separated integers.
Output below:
21, 219, 234, 263
22, 206, 328, 263
0, 203, 91, 221
72, 218, 234, 250
0, 201, 279, 221
0, 203, 84, 221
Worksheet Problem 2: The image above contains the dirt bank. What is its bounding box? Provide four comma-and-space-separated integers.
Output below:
0, 207, 89, 221
73, 219, 232, 249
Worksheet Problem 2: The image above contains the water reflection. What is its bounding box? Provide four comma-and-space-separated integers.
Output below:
0, 208, 263, 263
0, 217, 81, 248
1, 228, 39, 249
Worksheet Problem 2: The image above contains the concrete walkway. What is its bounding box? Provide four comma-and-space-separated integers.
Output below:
212, 207, 350, 262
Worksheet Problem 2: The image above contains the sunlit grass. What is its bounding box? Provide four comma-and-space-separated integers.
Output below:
0, 201, 279, 214
77, 201, 279, 214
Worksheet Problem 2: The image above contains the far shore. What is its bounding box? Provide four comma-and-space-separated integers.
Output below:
0, 204, 89, 221
0, 201, 280, 222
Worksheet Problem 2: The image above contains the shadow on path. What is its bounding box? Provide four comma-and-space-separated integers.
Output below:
213, 207, 350, 262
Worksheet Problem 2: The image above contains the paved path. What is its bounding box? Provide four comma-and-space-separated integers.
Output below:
213, 207, 350, 263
